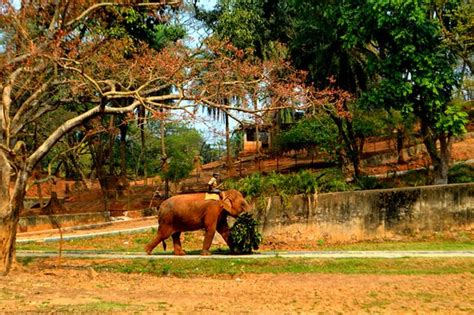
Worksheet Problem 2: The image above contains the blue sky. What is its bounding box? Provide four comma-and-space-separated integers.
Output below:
181, 0, 243, 143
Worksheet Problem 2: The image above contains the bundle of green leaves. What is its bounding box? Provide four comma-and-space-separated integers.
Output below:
229, 213, 262, 254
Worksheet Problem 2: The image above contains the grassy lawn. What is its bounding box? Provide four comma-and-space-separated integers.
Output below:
17, 257, 474, 277
16, 229, 474, 252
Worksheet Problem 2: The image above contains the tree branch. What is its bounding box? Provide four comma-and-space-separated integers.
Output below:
11, 102, 60, 138
57, 63, 103, 94
64, 1, 182, 29
27, 101, 141, 171
11, 78, 55, 135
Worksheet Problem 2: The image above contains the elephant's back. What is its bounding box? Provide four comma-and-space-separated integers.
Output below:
165, 193, 206, 204
159, 193, 209, 213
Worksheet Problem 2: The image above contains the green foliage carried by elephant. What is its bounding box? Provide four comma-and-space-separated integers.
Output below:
145, 190, 251, 256
229, 213, 262, 254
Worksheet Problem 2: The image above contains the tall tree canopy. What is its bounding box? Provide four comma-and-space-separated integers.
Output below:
200, 0, 472, 182
345, 0, 469, 183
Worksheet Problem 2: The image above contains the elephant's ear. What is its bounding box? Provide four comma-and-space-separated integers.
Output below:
220, 199, 233, 213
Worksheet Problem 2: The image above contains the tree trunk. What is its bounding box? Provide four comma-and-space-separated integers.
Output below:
160, 118, 169, 198
138, 106, 147, 184
343, 108, 361, 179
421, 122, 451, 185
255, 122, 260, 155
119, 119, 128, 176
225, 112, 233, 172
0, 214, 17, 276
396, 129, 405, 164
0, 161, 28, 275
331, 114, 361, 179
432, 134, 451, 185
66, 152, 88, 190
107, 116, 116, 176
0, 153, 10, 212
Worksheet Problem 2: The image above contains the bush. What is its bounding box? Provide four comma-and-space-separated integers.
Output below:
396, 169, 429, 187
225, 173, 265, 199
229, 213, 262, 254
448, 163, 474, 184
316, 168, 353, 192
225, 170, 321, 198
354, 175, 390, 190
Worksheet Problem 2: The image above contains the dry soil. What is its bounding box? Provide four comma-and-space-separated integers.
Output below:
1, 260, 472, 314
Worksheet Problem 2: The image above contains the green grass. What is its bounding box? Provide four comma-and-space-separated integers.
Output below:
16, 229, 474, 252
37, 299, 146, 313
80, 257, 474, 277
314, 239, 474, 251
363, 298, 391, 311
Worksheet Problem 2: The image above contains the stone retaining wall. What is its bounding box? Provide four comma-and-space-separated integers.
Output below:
253, 183, 473, 242
18, 212, 111, 233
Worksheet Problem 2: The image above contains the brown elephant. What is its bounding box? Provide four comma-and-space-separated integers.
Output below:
145, 189, 250, 256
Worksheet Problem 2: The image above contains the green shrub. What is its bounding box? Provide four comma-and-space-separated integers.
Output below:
225, 170, 320, 197
229, 213, 262, 254
448, 163, 474, 184
224, 168, 354, 197
288, 170, 319, 195
316, 168, 353, 192
355, 175, 390, 190
225, 172, 265, 199
395, 169, 430, 187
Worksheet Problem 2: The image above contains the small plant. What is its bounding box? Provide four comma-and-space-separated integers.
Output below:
161, 264, 172, 276
355, 175, 390, 190
229, 213, 262, 254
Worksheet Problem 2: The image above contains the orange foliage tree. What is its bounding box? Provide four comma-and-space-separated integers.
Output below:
0, 1, 331, 275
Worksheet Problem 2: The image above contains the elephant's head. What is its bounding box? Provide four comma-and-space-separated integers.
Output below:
221, 189, 251, 217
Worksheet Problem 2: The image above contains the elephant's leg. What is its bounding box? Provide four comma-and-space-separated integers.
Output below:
202, 206, 222, 256
172, 232, 186, 256
217, 216, 232, 248
201, 225, 217, 256
145, 225, 173, 255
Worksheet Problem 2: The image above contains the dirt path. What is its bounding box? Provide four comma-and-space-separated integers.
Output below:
1, 263, 472, 313
17, 217, 157, 242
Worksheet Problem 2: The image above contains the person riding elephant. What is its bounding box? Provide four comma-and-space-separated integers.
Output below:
145, 189, 250, 256
207, 172, 223, 199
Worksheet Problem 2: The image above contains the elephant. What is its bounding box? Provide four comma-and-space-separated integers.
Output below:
145, 189, 250, 256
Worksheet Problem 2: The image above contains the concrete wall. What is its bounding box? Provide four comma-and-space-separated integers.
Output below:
253, 183, 473, 242
18, 212, 111, 233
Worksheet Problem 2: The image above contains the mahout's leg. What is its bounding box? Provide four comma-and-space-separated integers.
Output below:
145, 225, 173, 255
172, 232, 186, 255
